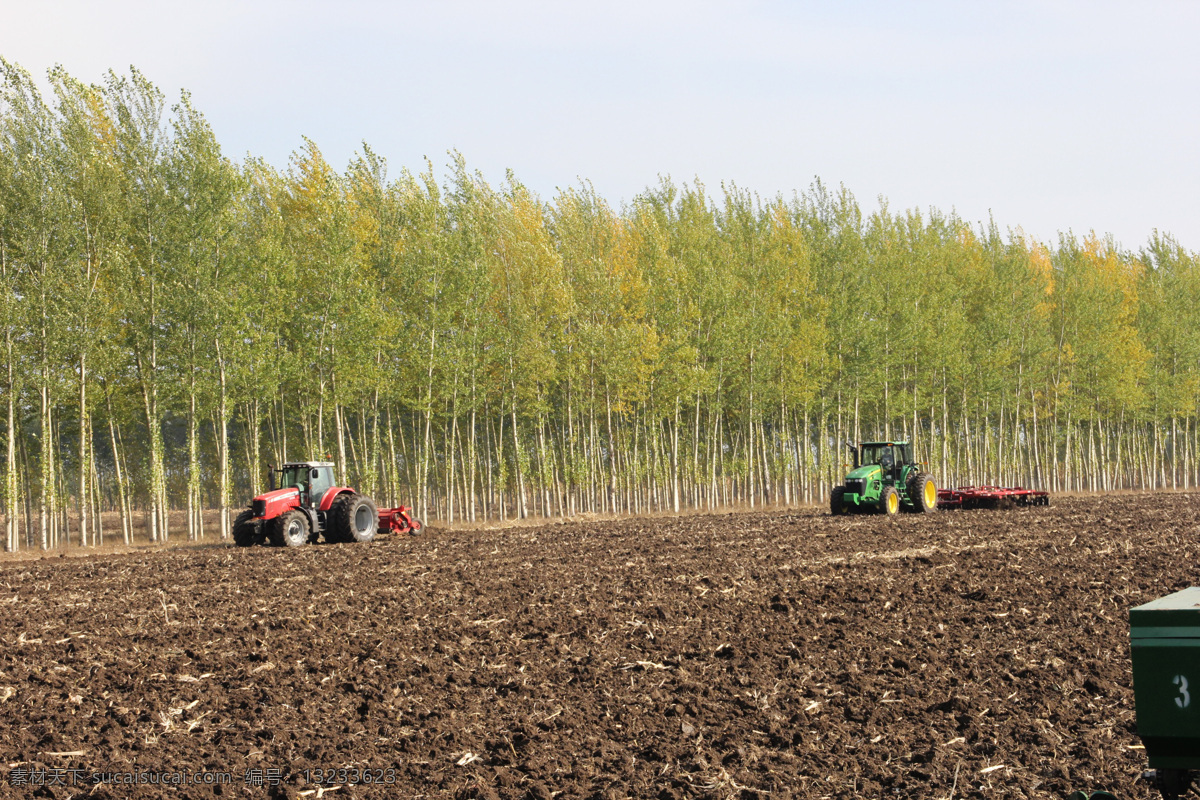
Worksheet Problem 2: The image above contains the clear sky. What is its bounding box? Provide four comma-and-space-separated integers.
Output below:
6, 0, 1199, 251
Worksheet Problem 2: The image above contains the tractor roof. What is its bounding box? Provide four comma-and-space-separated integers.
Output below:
860, 441, 910, 447
280, 461, 335, 469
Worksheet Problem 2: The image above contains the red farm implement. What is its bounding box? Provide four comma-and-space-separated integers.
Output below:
378, 505, 424, 536
937, 486, 1050, 510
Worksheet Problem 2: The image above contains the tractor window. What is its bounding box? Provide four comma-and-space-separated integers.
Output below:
899, 444, 912, 465
309, 468, 333, 502
860, 445, 889, 467
279, 466, 308, 491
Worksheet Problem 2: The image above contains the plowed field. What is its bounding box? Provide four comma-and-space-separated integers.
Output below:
2, 492, 1197, 799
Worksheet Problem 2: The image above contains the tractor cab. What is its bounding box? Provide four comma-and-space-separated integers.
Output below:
272, 462, 335, 508
858, 442, 912, 482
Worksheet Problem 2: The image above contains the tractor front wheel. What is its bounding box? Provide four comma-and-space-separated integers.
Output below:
232, 508, 264, 547
879, 485, 900, 516
907, 472, 938, 513
329, 493, 379, 543
270, 509, 310, 547
830, 486, 846, 516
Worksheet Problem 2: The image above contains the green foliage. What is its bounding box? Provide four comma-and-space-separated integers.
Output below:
1, 59, 1197, 545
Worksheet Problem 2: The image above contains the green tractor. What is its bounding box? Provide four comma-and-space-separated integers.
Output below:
830, 441, 937, 516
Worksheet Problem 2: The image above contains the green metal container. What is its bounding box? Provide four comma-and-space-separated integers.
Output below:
1131, 586, 1200, 770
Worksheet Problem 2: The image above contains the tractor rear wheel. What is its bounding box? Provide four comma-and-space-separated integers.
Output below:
232, 508, 264, 547
830, 486, 846, 516
270, 509, 310, 547
907, 472, 937, 513
879, 485, 900, 516
329, 493, 379, 543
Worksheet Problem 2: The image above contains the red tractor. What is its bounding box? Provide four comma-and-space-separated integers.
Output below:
233, 461, 423, 547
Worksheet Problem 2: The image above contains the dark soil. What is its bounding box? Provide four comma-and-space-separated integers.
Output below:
2, 492, 1197, 799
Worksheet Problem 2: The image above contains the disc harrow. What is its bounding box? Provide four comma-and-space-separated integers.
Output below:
937, 485, 1049, 510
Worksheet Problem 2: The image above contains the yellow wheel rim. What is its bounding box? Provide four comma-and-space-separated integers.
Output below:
887, 493, 899, 514
924, 480, 937, 508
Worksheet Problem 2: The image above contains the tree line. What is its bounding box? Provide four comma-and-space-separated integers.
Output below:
2, 60, 1198, 551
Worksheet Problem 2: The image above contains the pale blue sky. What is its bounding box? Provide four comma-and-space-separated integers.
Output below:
6, 0, 1199, 250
